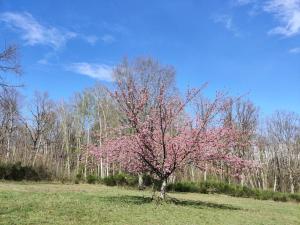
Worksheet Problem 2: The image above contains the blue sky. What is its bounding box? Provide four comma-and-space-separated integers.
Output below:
0, 0, 299, 115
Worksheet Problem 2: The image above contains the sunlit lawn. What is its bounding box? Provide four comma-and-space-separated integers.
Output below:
0, 182, 299, 225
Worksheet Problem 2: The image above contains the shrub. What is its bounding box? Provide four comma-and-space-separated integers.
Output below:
23, 166, 39, 181
142, 174, 153, 187
167, 182, 200, 193
101, 173, 159, 187
289, 193, 300, 202
86, 175, 97, 184
125, 175, 138, 186
166, 180, 300, 203
273, 193, 288, 202
0, 162, 47, 181
0, 164, 6, 179
102, 176, 116, 186
113, 173, 127, 186
258, 190, 274, 200
74, 173, 82, 184
0, 163, 13, 180
151, 178, 163, 191
101, 174, 126, 186
10, 162, 25, 181
60, 177, 70, 184
34, 165, 51, 180
76, 173, 83, 180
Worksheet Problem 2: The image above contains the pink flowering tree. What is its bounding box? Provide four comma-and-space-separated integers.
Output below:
91, 60, 251, 199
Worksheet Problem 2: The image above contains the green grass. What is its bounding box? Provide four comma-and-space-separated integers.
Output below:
0, 182, 299, 225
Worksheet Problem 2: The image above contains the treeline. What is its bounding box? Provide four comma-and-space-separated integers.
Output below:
0, 53, 299, 193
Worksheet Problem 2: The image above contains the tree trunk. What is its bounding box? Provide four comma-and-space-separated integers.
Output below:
6, 133, 10, 162
261, 170, 267, 190
100, 157, 104, 178
240, 172, 245, 187
273, 175, 277, 192
66, 147, 70, 178
106, 156, 109, 177
75, 137, 81, 176
138, 173, 144, 190
97, 164, 100, 177
84, 127, 90, 180
66, 158, 70, 178
191, 165, 195, 182
160, 178, 167, 200
32, 139, 41, 167
249, 175, 255, 189
289, 172, 294, 194
84, 156, 88, 180
204, 163, 207, 182
170, 175, 176, 183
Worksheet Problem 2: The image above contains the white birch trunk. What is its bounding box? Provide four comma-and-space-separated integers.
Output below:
160, 179, 167, 200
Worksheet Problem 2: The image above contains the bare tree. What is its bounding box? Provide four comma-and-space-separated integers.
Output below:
0, 44, 21, 87
23, 92, 55, 166
266, 111, 300, 193
0, 87, 21, 162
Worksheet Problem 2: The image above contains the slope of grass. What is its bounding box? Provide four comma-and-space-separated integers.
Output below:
0, 182, 299, 225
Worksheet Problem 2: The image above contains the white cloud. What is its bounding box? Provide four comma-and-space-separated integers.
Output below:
264, 0, 300, 37
289, 47, 300, 53
67, 63, 114, 82
212, 14, 240, 36
0, 12, 77, 49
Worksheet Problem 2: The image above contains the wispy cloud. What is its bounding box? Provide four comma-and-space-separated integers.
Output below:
0, 12, 77, 49
233, 0, 256, 6
79, 34, 115, 45
102, 22, 129, 35
81, 35, 99, 45
232, 0, 300, 37
37, 52, 59, 65
0, 11, 113, 49
66, 63, 114, 82
289, 47, 300, 53
101, 34, 115, 44
232, 0, 260, 16
212, 14, 240, 36
264, 0, 300, 37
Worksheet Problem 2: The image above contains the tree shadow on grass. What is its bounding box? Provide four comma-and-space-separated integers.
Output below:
169, 197, 240, 210
97, 195, 153, 205
97, 195, 241, 211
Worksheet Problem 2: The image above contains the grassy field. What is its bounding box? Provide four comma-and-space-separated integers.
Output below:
0, 182, 299, 225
